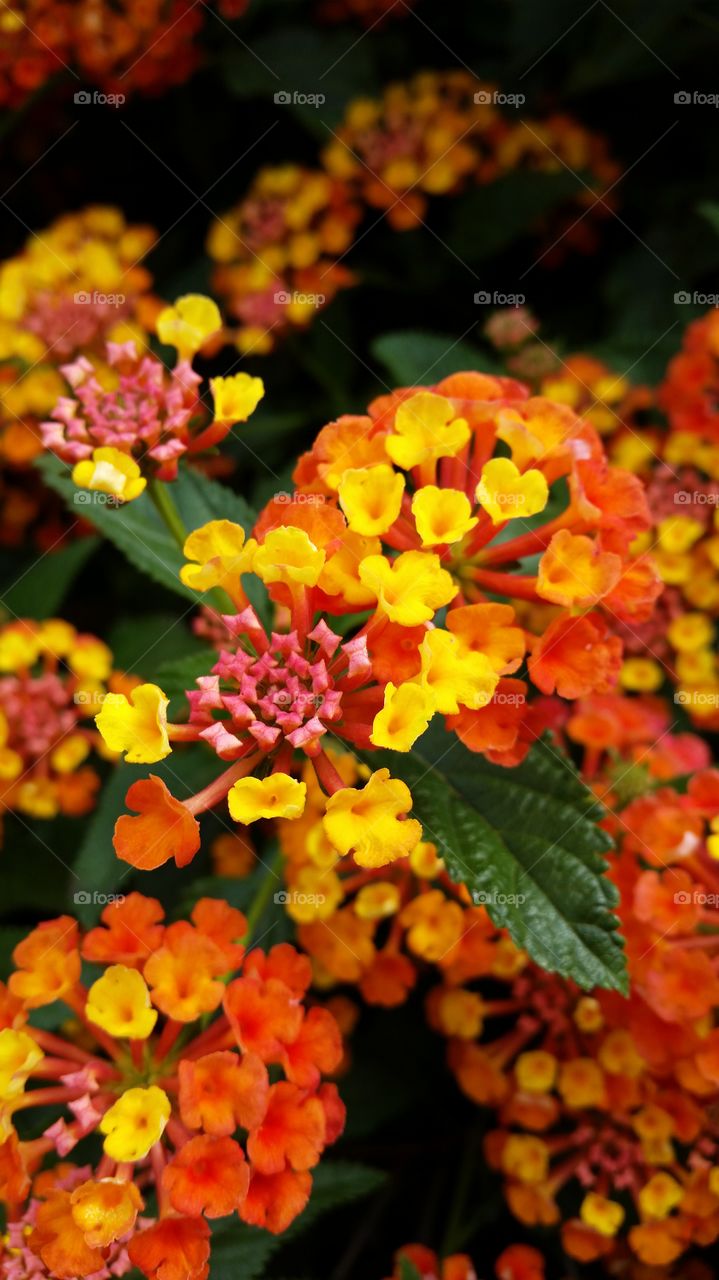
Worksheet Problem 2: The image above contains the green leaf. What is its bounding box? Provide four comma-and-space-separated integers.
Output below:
35, 458, 256, 602
372, 331, 494, 385
209, 1162, 384, 1279
699, 200, 719, 236
447, 170, 584, 262
107, 614, 207, 675
1, 536, 99, 619
374, 725, 625, 993
398, 1260, 423, 1280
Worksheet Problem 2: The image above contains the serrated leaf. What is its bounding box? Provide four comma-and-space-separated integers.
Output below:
371, 331, 493, 385
1, 536, 99, 619
35, 458, 256, 602
209, 1162, 384, 1279
374, 725, 625, 992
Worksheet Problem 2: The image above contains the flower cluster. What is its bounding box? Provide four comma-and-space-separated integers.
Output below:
208, 166, 362, 354
0, 0, 248, 107
0, 205, 157, 470
209, 72, 620, 351
41, 294, 264, 501
0, 894, 344, 1279
0, 617, 121, 826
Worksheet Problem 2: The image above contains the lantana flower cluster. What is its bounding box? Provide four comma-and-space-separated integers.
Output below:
41, 294, 264, 503
0, 0, 249, 107
0, 205, 157, 470
91, 370, 656, 874
0, 617, 122, 826
209, 71, 620, 352
0, 894, 344, 1279
292, 694, 719, 1270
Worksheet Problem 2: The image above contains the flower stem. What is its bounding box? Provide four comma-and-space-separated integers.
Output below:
245, 846, 283, 941
148, 476, 188, 550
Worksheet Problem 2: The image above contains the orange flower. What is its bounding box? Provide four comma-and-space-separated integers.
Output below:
128, 1217, 211, 1280
163, 1134, 250, 1218
246, 1081, 326, 1174
239, 1168, 312, 1234
528, 613, 622, 699
82, 892, 165, 967
9, 917, 80, 1008
144, 922, 229, 1022
114, 775, 201, 870
179, 1050, 269, 1135
224, 974, 304, 1060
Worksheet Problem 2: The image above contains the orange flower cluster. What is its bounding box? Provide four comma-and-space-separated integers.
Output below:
0, 0, 249, 107
0, 617, 123, 827
310, 693, 719, 1270
488, 306, 719, 725
96, 369, 658, 877
0, 894, 344, 1279
207, 166, 361, 355
208, 71, 620, 352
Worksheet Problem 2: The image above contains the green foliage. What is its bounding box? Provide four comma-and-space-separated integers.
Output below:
374, 725, 625, 992
1, 536, 99, 619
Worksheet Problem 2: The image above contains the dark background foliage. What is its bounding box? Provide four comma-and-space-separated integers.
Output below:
2, 1, 719, 1274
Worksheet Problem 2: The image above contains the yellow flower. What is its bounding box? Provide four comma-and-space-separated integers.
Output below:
323, 767, 421, 868
338, 464, 405, 536
581, 1193, 625, 1237
657, 514, 704, 554
418, 629, 498, 714
354, 881, 401, 920
72, 447, 146, 502
50, 734, 90, 774
358, 550, 457, 626
86, 965, 158, 1041
411, 485, 477, 546
253, 527, 325, 588
668, 612, 714, 652
501, 1135, 549, 1185
156, 294, 221, 359
385, 392, 470, 470
100, 1086, 171, 1162
0, 625, 40, 672
370, 681, 435, 751
619, 657, 663, 692
515, 1050, 557, 1094
475, 457, 548, 524
210, 372, 265, 423
0, 1028, 43, 1102
95, 684, 170, 764
637, 1172, 683, 1221
180, 519, 256, 598
228, 774, 307, 823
